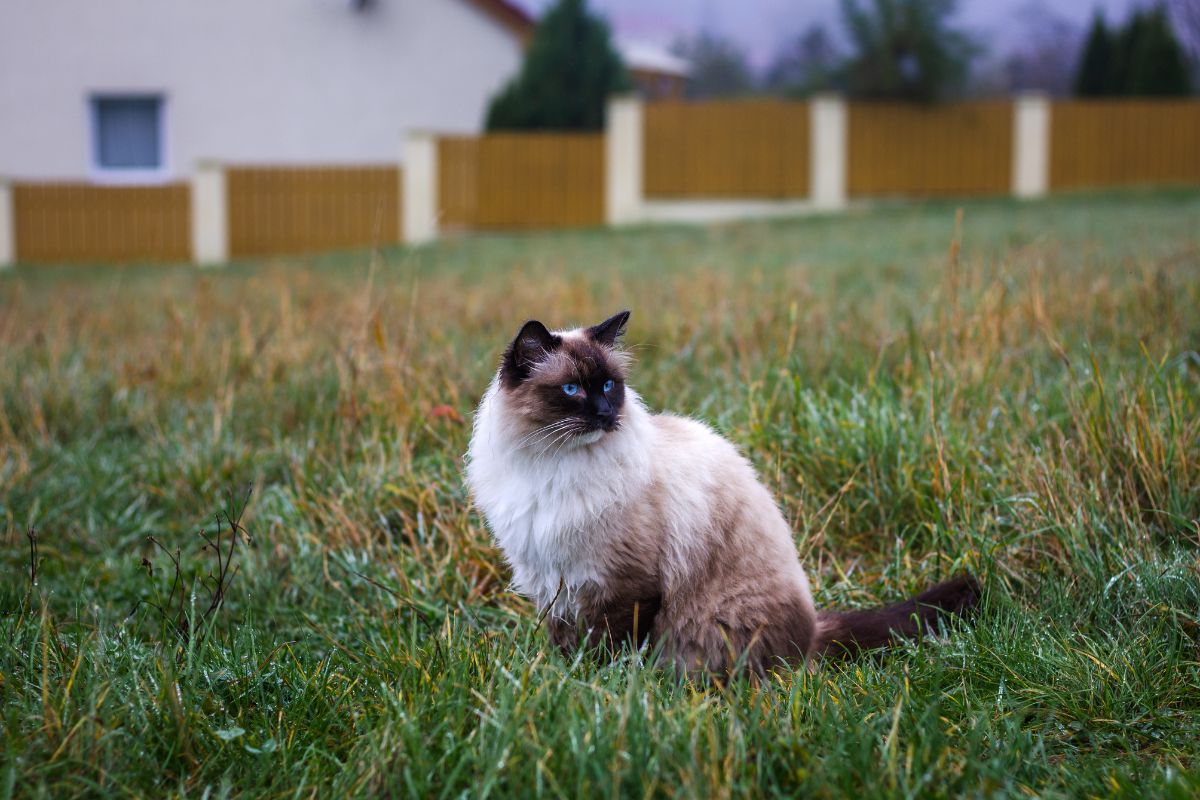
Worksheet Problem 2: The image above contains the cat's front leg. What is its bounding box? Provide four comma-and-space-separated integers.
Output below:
545, 613, 579, 657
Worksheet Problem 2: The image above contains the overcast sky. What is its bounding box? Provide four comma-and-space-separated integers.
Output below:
512, 0, 1143, 68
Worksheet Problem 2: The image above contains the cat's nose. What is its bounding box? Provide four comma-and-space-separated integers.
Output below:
594, 405, 617, 429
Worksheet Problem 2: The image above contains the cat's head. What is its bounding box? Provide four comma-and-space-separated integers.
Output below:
497, 310, 631, 445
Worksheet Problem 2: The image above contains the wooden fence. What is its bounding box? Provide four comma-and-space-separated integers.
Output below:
226, 166, 400, 257
8, 98, 1200, 266
644, 99, 810, 198
848, 101, 1013, 197
12, 183, 190, 263
1050, 100, 1200, 190
438, 134, 605, 229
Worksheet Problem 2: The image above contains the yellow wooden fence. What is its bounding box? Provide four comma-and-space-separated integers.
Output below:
226, 166, 400, 257
10, 99, 1200, 265
643, 99, 810, 198
848, 101, 1013, 196
1050, 100, 1200, 190
13, 183, 191, 264
437, 134, 605, 229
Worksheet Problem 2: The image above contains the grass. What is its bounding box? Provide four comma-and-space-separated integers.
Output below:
1, 188, 1199, 798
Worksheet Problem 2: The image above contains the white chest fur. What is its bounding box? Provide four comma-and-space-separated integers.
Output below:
465, 382, 653, 611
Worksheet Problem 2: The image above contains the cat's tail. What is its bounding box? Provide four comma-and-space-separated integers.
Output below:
813, 574, 981, 660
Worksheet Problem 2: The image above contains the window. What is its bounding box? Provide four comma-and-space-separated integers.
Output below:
91, 95, 165, 177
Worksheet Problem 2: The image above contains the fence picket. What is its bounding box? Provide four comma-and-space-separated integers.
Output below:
226, 165, 400, 257
13, 183, 190, 263
437, 133, 604, 229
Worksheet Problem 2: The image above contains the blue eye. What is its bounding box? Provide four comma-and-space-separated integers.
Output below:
603, 379, 614, 392
562, 383, 579, 396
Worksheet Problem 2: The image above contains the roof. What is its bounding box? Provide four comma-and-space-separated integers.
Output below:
465, 0, 534, 40
462, 2, 692, 80
616, 39, 692, 78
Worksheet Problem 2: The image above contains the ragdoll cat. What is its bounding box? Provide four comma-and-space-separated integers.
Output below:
466, 310, 979, 675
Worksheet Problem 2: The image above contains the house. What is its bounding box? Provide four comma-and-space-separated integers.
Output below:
617, 40, 691, 101
0, 0, 532, 182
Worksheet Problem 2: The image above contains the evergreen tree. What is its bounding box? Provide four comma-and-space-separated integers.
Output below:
839, 0, 978, 103
1109, 9, 1148, 93
485, 0, 630, 132
1074, 12, 1113, 95
1073, 4, 1192, 96
1124, 6, 1192, 95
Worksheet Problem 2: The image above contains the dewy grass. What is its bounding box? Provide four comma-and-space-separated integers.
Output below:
2, 189, 1199, 798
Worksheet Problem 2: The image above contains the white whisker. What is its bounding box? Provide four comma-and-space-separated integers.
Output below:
513, 419, 575, 450
534, 425, 581, 461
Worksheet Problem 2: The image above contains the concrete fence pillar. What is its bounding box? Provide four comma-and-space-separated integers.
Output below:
810, 94, 848, 210
605, 95, 644, 225
0, 179, 13, 269
191, 161, 228, 265
1012, 92, 1050, 199
402, 132, 438, 245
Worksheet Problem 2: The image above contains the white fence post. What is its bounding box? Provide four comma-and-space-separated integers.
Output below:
605, 95, 644, 225
1012, 92, 1050, 199
0, 179, 13, 269
191, 161, 228, 265
402, 132, 438, 245
810, 94, 847, 211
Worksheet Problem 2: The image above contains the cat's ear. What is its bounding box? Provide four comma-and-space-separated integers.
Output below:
587, 310, 630, 346
500, 320, 560, 388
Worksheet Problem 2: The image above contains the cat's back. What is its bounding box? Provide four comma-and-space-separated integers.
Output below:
647, 412, 758, 484
642, 411, 778, 530
642, 411, 813, 654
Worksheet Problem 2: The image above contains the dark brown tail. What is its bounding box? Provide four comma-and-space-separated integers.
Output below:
814, 575, 981, 660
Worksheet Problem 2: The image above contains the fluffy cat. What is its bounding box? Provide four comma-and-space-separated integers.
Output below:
466, 311, 979, 675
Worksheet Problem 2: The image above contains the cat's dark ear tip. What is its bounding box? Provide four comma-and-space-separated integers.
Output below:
516, 319, 546, 334
501, 319, 560, 388
512, 320, 559, 352
588, 310, 631, 345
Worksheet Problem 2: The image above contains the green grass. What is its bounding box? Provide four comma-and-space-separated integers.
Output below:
2, 189, 1199, 798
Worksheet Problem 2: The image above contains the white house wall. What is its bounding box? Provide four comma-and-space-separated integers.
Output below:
0, 0, 524, 180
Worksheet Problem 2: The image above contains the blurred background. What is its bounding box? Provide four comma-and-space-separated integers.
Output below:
0, 0, 1196, 264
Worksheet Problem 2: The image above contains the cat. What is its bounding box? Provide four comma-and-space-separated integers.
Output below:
466, 310, 979, 675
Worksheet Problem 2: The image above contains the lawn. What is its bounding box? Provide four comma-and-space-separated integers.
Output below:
2, 190, 1199, 798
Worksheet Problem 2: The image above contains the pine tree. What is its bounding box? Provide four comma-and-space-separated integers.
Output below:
1074, 12, 1113, 96
1110, 9, 1148, 94
1074, 4, 1192, 97
485, 0, 631, 132
1124, 6, 1192, 95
